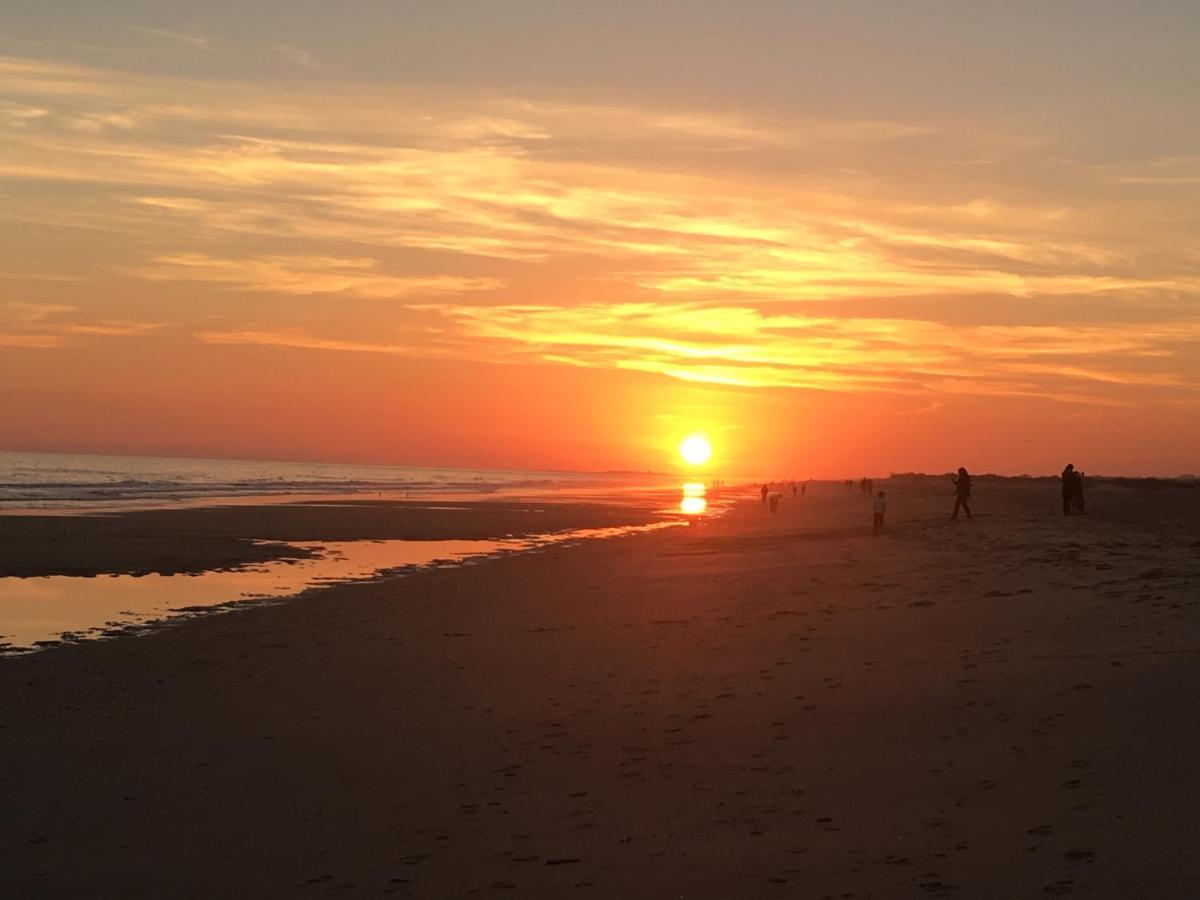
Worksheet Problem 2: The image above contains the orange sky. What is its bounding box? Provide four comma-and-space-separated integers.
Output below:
3, 5, 1200, 475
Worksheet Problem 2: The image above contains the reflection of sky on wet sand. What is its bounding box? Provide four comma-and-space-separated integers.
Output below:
0, 522, 680, 651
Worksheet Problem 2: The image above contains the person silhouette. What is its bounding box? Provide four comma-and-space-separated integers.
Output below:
872, 490, 886, 532
951, 467, 972, 519
1061, 464, 1079, 516
760, 483, 769, 506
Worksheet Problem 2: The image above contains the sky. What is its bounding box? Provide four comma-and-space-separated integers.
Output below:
2, 1, 1200, 476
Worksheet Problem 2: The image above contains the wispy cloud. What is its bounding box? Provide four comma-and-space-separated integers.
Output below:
0, 300, 162, 346
125, 26, 211, 50
3, 52, 1200, 407
191, 301, 1200, 405
125, 253, 502, 299
271, 44, 320, 70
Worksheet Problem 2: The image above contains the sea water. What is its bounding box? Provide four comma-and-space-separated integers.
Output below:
0, 521, 683, 652
0, 449, 667, 509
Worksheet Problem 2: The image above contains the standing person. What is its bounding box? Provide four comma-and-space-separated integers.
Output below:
1061, 464, 1079, 516
951, 467, 972, 519
800, 483, 806, 499
872, 490, 886, 532
760, 483, 769, 506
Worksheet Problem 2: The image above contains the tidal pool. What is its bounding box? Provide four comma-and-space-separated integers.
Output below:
0, 521, 681, 651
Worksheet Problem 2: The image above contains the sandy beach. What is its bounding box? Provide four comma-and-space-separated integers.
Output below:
0, 498, 664, 578
3, 480, 1199, 897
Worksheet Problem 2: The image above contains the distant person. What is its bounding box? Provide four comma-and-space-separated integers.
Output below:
792, 482, 797, 497
800, 483, 807, 499
761, 483, 769, 506
872, 490, 886, 531
768, 491, 781, 514
1061, 464, 1081, 516
951, 467, 972, 519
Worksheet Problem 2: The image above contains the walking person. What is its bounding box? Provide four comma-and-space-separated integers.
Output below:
872, 490, 886, 532
951, 467, 972, 519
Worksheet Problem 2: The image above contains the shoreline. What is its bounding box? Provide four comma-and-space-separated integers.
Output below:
0, 497, 672, 579
0, 497, 686, 651
3, 482, 1199, 895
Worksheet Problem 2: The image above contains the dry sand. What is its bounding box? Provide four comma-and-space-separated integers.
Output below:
2, 481, 1199, 897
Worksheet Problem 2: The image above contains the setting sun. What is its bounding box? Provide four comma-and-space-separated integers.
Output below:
679, 435, 713, 466
6, 5, 1200, 897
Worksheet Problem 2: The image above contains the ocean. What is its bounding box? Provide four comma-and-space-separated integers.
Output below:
0, 450, 668, 510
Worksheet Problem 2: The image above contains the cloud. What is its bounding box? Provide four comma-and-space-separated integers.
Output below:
195, 329, 422, 355
124, 253, 502, 299
0, 300, 162, 346
0, 301, 76, 323
3, 52, 1200, 409
0, 100, 51, 128
897, 401, 945, 416
125, 26, 211, 50
0, 333, 64, 348
271, 44, 320, 70
192, 301, 1200, 405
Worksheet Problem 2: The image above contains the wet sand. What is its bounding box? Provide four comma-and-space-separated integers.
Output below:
0, 499, 662, 577
2, 481, 1199, 897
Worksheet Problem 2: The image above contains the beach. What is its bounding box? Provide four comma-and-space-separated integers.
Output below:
0, 498, 665, 578
3, 480, 1199, 897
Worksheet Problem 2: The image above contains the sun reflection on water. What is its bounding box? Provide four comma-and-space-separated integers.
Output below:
680, 482, 707, 515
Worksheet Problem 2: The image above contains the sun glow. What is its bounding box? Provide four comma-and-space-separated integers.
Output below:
680, 481, 707, 515
679, 435, 712, 466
